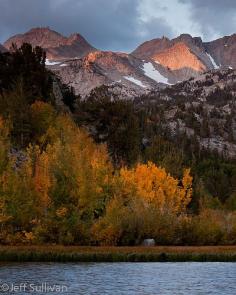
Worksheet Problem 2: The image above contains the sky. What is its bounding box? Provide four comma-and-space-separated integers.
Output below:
0, 0, 235, 52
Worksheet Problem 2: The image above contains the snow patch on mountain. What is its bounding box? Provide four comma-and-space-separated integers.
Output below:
123, 76, 147, 88
45, 59, 61, 66
142, 62, 170, 84
206, 53, 219, 69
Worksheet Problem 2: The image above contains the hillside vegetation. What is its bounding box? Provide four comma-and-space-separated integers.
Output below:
0, 44, 236, 246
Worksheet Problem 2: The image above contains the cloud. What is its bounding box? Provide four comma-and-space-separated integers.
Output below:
179, 0, 236, 40
0, 0, 174, 51
138, 16, 174, 40
138, 0, 201, 38
0, 0, 235, 51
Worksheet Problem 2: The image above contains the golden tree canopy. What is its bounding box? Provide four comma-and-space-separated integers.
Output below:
120, 162, 192, 213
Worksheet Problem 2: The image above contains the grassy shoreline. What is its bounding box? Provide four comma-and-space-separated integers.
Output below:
0, 246, 236, 262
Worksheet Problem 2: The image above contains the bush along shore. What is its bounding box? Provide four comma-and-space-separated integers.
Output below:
0, 246, 236, 262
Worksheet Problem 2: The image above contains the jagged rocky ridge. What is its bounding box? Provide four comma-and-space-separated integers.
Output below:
3, 28, 236, 97
4, 27, 95, 60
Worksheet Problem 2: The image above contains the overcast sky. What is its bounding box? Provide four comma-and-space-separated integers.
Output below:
0, 0, 235, 52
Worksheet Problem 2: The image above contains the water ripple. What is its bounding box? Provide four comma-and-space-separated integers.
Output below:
0, 262, 235, 295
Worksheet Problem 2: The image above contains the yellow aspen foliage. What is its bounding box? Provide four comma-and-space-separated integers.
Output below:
30, 101, 57, 147
22, 231, 35, 243
25, 144, 56, 212
0, 161, 39, 232
91, 221, 121, 246
48, 115, 113, 220
91, 197, 124, 246
178, 168, 193, 212
0, 117, 10, 174
119, 162, 192, 213
56, 207, 68, 218
92, 164, 192, 245
0, 201, 11, 224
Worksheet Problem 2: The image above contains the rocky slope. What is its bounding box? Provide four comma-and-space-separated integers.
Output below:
0, 44, 7, 52
205, 34, 236, 69
136, 68, 236, 157
47, 50, 179, 97
4, 27, 95, 59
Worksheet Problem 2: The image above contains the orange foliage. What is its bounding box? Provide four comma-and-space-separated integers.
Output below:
26, 145, 55, 211
119, 162, 192, 213
56, 207, 68, 218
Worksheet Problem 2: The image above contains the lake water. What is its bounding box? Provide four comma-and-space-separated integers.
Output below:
0, 262, 235, 294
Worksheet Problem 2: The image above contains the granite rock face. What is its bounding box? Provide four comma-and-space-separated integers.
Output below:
204, 34, 236, 69
132, 33, 236, 80
50, 50, 176, 97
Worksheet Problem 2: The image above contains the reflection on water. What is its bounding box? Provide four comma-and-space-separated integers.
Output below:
0, 262, 235, 294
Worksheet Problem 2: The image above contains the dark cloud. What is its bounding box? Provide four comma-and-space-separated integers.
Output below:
1, 0, 234, 51
179, 0, 236, 40
0, 0, 173, 51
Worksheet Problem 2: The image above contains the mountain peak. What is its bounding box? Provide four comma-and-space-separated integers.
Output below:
4, 27, 96, 60
161, 36, 170, 40
27, 26, 65, 38
4, 27, 66, 50
28, 26, 55, 33
68, 33, 85, 41
179, 33, 193, 38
